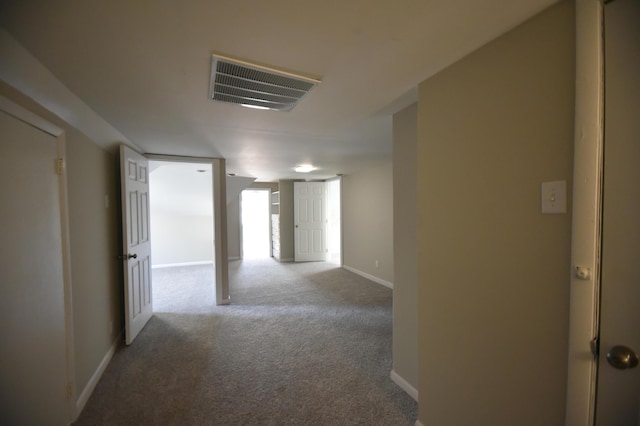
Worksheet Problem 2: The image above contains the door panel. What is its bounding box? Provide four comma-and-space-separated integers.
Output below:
596, 0, 640, 423
120, 145, 153, 345
294, 182, 326, 262
0, 110, 69, 424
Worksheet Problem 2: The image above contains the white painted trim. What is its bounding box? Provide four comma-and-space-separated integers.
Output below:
279, 258, 294, 262
74, 333, 122, 420
0, 96, 63, 136
145, 153, 223, 162
228, 257, 241, 261
415, 421, 424, 426
56, 133, 77, 423
565, 1, 603, 425
152, 261, 214, 269
342, 265, 393, 289
390, 370, 418, 401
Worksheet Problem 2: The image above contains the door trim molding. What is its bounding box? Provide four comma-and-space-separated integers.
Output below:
565, 1, 604, 425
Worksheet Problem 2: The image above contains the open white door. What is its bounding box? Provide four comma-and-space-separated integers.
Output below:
294, 181, 326, 262
120, 145, 153, 345
595, 0, 640, 423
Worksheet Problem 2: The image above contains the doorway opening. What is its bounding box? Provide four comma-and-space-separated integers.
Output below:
241, 189, 271, 259
148, 161, 216, 311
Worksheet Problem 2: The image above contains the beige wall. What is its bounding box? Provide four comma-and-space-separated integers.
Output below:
227, 198, 241, 259
0, 82, 122, 403
251, 182, 278, 192
66, 130, 121, 390
278, 180, 295, 261
417, 2, 574, 425
392, 103, 418, 393
342, 162, 393, 284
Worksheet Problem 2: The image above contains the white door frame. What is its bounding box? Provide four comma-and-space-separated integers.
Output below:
565, 1, 604, 424
145, 154, 230, 305
0, 96, 76, 420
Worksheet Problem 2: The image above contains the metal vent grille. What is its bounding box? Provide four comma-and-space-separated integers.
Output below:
210, 54, 320, 112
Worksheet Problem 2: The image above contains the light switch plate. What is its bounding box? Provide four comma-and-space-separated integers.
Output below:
541, 180, 567, 214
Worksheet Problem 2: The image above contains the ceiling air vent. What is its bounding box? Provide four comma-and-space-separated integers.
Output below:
209, 54, 320, 112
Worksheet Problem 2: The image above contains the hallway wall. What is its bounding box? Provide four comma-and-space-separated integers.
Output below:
342, 162, 394, 286
0, 81, 122, 412
416, 2, 575, 424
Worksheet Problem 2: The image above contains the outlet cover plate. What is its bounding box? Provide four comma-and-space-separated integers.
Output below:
541, 180, 567, 214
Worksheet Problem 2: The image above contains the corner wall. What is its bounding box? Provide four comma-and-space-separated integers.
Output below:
277, 180, 295, 261
417, 1, 575, 424
342, 162, 393, 286
392, 103, 419, 396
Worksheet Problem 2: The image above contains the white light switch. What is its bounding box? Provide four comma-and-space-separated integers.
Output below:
541, 180, 567, 214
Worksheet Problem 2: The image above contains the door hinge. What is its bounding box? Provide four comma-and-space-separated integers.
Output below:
66, 382, 73, 399
56, 158, 65, 175
590, 336, 600, 358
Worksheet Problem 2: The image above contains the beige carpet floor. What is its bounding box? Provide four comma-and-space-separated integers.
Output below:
74, 258, 417, 425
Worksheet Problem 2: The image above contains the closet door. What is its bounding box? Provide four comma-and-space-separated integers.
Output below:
294, 182, 326, 262
0, 109, 69, 424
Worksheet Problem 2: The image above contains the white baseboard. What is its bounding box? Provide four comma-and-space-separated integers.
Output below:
415, 421, 425, 426
152, 261, 213, 269
342, 265, 393, 289
74, 332, 122, 419
228, 257, 241, 261
390, 370, 418, 401
279, 258, 294, 262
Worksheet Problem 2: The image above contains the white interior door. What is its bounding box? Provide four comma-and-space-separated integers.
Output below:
595, 0, 640, 423
0, 109, 69, 424
294, 181, 326, 262
120, 145, 153, 345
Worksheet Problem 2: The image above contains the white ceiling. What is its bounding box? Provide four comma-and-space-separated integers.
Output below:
0, 0, 558, 181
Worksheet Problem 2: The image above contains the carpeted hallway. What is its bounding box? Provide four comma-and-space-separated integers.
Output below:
74, 259, 417, 425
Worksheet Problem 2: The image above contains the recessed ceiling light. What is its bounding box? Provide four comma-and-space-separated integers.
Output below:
295, 165, 315, 173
